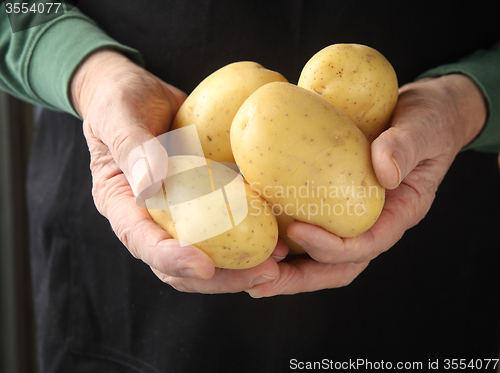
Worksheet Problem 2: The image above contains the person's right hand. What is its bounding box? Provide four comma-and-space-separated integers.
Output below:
71, 49, 286, 294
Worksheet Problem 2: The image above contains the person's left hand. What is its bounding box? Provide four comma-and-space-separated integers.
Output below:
243, 74, 487, 297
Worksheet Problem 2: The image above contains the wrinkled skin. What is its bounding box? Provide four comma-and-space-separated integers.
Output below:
71, 49, 487, 296
248, 75, 488, 297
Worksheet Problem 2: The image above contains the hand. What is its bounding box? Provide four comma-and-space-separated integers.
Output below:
247, 74, 488, 297
71, 49, 285, 293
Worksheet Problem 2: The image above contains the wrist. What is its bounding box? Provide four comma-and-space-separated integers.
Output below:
70, 48, 135, 118
434, 74, 488, 150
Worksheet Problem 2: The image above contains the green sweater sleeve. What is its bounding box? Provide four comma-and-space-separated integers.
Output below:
418, 42, 500, 152
0, 4, 144, 118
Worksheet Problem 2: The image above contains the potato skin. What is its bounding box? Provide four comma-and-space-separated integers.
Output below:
231, 82, 385, 239
298, 44, 398, 142
171, 61, 288, 163
145, 156, 278, 269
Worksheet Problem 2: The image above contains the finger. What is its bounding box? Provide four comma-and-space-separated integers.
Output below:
104, 178, 216, 279
286, 179, 426, 264
271, 238, 289, 262
287, 221, 345, 262
106, 183, 217, 279
154, 256, 280, 294
85, 124, 215, 280
246, 259, 369, 298
84, 117, 169, 208
88, 80, 186, 205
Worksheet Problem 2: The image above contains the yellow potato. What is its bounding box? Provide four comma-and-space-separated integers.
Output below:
145, 156, 278, 269
171, 61, 288, 163
298, 44, 398, 142
231, 82, 385, 239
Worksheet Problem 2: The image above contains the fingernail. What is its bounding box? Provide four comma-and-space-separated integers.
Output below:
129, 157, 152, 196
181, 267, 207, 280
391, 150, 404, 185
271, 255, 286, 262
288, 235, 310, 250
128, 138, 169, 201
249, 275, 275, 288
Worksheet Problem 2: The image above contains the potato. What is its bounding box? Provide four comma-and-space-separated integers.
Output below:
171, 61, 288, 163
145, 155, 278, 269
298, 44, 398, 142
231, 82, 385, 240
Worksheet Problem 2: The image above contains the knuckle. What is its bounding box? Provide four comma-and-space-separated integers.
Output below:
114, 221, 134, 254
165, 277, 195, 293
317, 250, 342, 264
109, 125, 129, 154
337, 276, 355, 288
110, 208, 148, 259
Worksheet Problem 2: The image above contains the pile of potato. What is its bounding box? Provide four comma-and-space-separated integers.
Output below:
146, 44, 399, 268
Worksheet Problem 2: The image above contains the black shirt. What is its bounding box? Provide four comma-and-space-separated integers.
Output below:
27, 1, 500, 372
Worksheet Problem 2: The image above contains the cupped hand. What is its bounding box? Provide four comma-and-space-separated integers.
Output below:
247, 74, 488, 297
71, 49, 285, 293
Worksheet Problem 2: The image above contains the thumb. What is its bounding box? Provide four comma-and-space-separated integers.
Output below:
371, 123, 429, 190
94, 81, 186, 207
74, 50, 188, 207
125, 83, 187, 204
126, 133, 169, 204
84, 118, 170, 207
